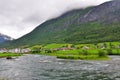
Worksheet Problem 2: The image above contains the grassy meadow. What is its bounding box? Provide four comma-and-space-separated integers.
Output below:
29, 42, 120, 60
0, 53, 22, 58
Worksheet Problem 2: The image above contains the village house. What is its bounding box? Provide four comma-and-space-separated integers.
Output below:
9, 48, 31, 53
55, 47, 74, 51
0, 48, 8, 53
0, 48, 31, 53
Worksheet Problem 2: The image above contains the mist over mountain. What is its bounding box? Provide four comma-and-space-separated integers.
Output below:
1, 0, 120, 48
0, 0, 110, 39
0, 33, 13, 43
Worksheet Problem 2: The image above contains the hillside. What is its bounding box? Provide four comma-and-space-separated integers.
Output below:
1, 0, 120, 48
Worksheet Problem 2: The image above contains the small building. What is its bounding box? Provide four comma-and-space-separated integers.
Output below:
0, 48, 8, 53
82, 46, 89, 50
56, 47, 74, 51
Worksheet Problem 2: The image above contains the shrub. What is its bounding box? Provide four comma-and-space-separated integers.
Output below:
106, 49, 112, 55
82, 50, 88, 55
98, 50, 107, 57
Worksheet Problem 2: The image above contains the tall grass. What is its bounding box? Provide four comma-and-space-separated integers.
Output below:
57, 55, 110, 60
0, 53, 22, 58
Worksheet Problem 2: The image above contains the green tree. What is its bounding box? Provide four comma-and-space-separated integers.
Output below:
98, 50, 107, 57
82, 50, 88, 55
106, 49, 112, 55
31, 45, 42, 53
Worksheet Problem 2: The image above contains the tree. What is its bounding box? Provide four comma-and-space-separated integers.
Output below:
98, 50, 107, 57
106, 49, 112, 55
82, 50, 88, 55
103, 43, 107, 49
31, 45, 42, 53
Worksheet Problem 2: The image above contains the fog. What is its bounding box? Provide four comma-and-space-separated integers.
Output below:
0, 0, 111, 38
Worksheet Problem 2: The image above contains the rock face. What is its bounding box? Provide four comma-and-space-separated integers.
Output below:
78, 0, 120, 23
0, 33, 13, 43
1, 0, 120, 47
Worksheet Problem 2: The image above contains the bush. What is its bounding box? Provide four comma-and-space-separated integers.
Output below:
82, 50, 88, 55
98, 50, 107, 57
106, 49, 112, 55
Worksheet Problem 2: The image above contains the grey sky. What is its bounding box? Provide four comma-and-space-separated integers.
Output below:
0, 0, 111, 39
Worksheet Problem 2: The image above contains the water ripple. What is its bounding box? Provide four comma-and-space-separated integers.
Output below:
0, 54, 120, 80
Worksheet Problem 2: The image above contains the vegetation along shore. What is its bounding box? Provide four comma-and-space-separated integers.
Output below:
29, 42, 120, 60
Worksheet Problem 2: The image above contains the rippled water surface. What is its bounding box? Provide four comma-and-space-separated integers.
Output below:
0, 54, 120, 80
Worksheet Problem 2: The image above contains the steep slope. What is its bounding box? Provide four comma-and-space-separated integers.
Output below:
2, 0, 120, 47
0, 33, 13, 43
11, 7, 92, 46
78, 0, 120, 23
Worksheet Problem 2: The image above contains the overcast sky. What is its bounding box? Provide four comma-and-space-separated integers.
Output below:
0, 0, 111, 39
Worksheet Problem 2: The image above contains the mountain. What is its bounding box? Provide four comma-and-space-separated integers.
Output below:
79, 0, 120, 22
0, 33, 13, 43
1, 0, 120, 47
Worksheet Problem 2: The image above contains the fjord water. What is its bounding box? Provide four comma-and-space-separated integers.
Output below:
0, 54, 120, 80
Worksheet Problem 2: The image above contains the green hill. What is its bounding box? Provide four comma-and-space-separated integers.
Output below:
1, 0, 120, 48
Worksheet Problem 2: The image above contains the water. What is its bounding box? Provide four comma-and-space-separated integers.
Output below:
0, 54, 120, 80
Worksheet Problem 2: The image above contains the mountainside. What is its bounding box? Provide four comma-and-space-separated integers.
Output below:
0, 33, 13, 43
2, 0, 120, 47
79, 0, 120, 23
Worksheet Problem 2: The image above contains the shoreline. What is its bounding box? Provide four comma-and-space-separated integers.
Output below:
0, 53, 23, 59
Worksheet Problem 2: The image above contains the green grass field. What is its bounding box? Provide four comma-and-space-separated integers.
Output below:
44, 43, 71, 49
56, 55, 110, 60
0, 53, 22, 58
38, 49, 110, 60
30, 41, 120, 60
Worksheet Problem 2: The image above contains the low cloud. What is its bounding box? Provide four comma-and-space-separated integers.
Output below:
0, 0, 111, 38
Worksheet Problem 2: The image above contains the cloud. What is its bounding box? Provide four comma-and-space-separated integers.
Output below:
0, 0, 111, 39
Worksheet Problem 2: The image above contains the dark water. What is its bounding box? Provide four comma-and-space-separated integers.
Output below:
0, 54, 120, 80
